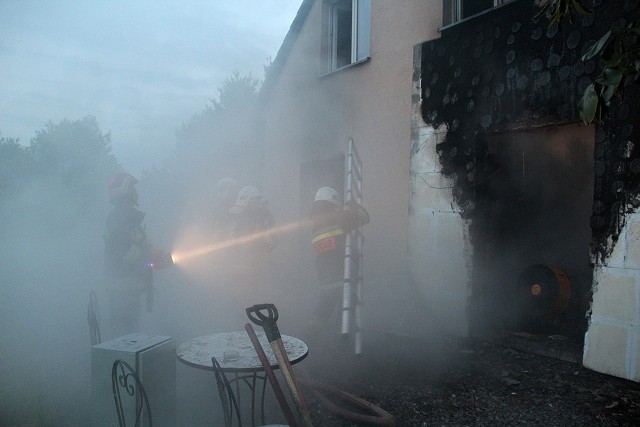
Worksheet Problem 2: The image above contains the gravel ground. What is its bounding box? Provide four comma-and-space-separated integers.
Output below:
298, 333, 640, 426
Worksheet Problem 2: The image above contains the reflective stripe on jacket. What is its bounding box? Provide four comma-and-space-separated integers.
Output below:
312, 227, 344, 254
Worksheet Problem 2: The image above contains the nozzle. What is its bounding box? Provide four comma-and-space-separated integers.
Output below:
149, 250, 175, 270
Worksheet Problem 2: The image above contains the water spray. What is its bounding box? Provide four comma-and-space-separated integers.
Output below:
171, 218, 312, 266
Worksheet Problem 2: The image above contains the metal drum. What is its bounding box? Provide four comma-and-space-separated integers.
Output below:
517, 264, 571, 331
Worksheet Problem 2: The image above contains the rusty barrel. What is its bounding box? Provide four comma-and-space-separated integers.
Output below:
517, 264, 570, 331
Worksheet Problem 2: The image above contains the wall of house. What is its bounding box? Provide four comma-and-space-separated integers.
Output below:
409, 45, 470, 337
260, 0, 443, 340
584, 214, 640, 381
416, 0, 640, 382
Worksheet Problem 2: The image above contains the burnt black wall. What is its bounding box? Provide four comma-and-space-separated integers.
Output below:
420, 0, 640, 259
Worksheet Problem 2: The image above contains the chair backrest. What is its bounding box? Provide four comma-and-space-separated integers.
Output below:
111, 359, 153, 427
87, 290, 101, 346
211, 357, 243, 427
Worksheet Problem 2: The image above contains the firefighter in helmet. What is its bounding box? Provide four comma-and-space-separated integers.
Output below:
222, 185, 276, 303
227, 185, 276, 252
310, 186, 369, 332
212, 177, 238, 241
103, 172, 171, 337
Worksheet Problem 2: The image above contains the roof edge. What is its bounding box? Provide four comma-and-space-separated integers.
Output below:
258, 0, 315, 104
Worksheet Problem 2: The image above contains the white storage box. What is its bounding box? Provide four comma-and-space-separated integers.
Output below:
91, 333, 175, 426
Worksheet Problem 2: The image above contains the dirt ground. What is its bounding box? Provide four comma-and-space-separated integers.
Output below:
297, 332, 640, 426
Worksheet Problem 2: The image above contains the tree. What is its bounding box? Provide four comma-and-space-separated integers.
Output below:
21, 116, 120, 229
537, 0, 640, 123
30, 116, 119, 186
210, 70, 260, 114
171, 70, 261, 173
0, 135, 36, 196
142, 71, 263, 240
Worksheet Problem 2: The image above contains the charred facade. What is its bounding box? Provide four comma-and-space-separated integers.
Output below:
420, 0, 640, 336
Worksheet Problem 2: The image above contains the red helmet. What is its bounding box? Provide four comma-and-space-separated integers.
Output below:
108, 172, 138, 201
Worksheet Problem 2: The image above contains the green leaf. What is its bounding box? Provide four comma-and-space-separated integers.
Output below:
534, 3, 550, 21
579, 83, 598, 124
603, 53, 622, 68
582, 30, 612, 61
571, 0, 590, 15
595, 67, 623, 87
600, 83, 617, 104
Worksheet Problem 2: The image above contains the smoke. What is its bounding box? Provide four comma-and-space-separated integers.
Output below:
470, 123, 595, 336
0, 177, 108, 424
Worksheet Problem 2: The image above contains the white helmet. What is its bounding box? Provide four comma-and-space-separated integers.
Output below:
314, 186, 341, 206
235, 185, 262, 207
108, 172, 138, 201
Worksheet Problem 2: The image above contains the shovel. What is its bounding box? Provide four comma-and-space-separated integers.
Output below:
245, 323, 298, 427
246, 303, 314, 427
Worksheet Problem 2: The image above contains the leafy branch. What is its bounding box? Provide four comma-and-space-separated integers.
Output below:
579, 22, 640, 123
534, 0, 589, 26
536, 0, 640, 124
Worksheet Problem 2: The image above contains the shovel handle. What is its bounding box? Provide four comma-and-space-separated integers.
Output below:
245, 323, 298, 427
246, 303, 281, 341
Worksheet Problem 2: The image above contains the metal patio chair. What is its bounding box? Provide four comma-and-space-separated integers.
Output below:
212, 357, 244, 427
111, 359, 153, 427
211, 357, 290, 427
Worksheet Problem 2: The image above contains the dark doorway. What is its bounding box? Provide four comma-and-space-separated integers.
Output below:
470, 123, 594, 342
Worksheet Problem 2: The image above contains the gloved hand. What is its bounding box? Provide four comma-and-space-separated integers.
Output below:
150, 249, 174, 269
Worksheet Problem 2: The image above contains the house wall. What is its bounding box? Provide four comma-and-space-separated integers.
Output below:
416, 0, 640, 382
584, 213, 640, 381
410, 45, 470, 336
261, 0, 443, 338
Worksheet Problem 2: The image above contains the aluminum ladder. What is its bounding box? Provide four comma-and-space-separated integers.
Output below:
342, 138, 364, 355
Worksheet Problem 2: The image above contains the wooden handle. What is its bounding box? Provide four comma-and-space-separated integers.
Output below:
270, 340, 314, 427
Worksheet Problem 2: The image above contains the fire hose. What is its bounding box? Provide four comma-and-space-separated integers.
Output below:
245, 303, 395, 426
298, 376, 396, 426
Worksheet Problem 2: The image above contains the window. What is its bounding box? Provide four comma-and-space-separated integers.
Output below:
442, 0, 516, 27
326, 0, 371, 72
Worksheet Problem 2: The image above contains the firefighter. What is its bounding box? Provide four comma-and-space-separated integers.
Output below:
223, 185, 276, 305
227, 185, 276, 253
103, 172, 170, 338
212, 177, 238, 241
310, 186, 369, 334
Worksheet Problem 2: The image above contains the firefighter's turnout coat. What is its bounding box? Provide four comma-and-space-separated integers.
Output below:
311, 200, 369, 289
104, 201, 153, 291
104, 199, 154, 337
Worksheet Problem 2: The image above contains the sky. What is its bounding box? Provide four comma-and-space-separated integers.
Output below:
0, 0, 303, 175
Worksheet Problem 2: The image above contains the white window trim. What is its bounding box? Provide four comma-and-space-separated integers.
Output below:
326, 0, 371, 73
441, 0, 516, 31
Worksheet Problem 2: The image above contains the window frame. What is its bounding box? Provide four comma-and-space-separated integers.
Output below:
323, 0, 371, 74
441, 0, 516, 30
329, 0, 353, 70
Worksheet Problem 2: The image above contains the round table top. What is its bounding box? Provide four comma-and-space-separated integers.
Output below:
176, 330, 308, 372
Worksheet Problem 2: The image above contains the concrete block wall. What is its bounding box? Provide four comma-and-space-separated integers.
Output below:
408, 123, 470, 337
409, 44, 470, 336
584, 211, 640, 381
